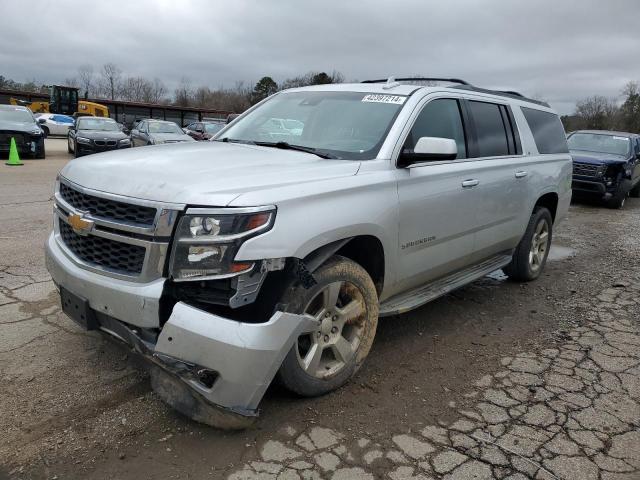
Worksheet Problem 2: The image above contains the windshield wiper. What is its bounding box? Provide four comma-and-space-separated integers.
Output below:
215, 137, 256, 145
254, 141, 336, 159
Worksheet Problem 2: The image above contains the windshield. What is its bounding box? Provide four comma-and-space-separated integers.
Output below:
149, 122, 183, 134
568, 133, 631, 157
205, 123, 224, 133
0, 108, 34, 123
217, 91, 407, 160
77, 118, 119, 131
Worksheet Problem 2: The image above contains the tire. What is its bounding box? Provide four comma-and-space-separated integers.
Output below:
504, 207, 553, 282
67, 137, 73, 154
41, 126, 49, 138
629, 181, 640, 198
277, 255, 379, 397
605, 180, 630, 209
73, 141, 80, 158
35, 140, 45, 159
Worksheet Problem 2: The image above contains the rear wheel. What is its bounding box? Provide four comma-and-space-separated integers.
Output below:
277, 256, 378, 397
504, 207, 553, 282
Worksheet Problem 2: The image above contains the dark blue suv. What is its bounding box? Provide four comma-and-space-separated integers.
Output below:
568, 130, 640, 209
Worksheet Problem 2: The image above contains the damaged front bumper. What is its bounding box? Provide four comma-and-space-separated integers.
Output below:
45, 232, 316, 428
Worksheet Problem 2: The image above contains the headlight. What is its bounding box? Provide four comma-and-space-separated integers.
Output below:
30, 128, 42, 135
76, 136, 91, 145
169, 207, 275, 281
119, 138, 131, 145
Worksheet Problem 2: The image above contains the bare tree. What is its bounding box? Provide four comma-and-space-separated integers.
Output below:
174, 77, 193, 107
619, 81, 640, 133
78, 65, 94, 98
574, 96, 618, 130
147, 78, 167, 103
64, 77, 79, 88
100, 63, 122, 100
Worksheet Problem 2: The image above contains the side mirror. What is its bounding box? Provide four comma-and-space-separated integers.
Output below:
400, 137, 458, 166
38, 118, 46, 124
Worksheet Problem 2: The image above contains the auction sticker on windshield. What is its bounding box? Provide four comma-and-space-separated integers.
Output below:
361, 94, 407, 105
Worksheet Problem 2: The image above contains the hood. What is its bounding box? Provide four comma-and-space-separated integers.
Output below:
570, 150, 627, 165
150, 132, 194, 143
0, 120, 39, 134
60, 141, 360, 206
77, 129, 127, 140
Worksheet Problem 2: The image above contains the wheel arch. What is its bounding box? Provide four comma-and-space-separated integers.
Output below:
533, 191, 559, 222
303, 235, 386, 297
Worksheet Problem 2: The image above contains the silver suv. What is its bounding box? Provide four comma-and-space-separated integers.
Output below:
45, 77, 571, 428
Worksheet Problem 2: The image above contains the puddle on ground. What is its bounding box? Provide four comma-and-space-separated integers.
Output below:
547, 245, 576, 262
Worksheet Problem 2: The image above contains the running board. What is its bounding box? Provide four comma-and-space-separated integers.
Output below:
379, 254, 512, 317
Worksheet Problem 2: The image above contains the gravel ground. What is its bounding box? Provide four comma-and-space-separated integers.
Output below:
0, 138, 638, 480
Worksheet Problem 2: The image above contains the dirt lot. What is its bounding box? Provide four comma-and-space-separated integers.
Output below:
1, 139, 639, 480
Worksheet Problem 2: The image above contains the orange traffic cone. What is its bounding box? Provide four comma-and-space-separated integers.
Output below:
5, 138, 23, 166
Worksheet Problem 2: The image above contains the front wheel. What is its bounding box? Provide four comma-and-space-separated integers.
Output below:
277, 256, 379, 397
504, 207, 553, 282
605, 180, 630, 209
35, 140, 45, 159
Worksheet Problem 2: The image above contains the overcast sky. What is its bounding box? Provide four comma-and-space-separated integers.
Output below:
2, 0, 639, 114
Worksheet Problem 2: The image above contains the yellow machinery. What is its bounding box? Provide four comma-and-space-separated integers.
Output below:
10, 85, 109, 117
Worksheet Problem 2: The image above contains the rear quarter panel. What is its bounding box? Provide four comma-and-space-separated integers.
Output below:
511, 104, 572, 230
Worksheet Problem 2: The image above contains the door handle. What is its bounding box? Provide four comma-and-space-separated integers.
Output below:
461, 179, 480, 188
515, 171, 528, 178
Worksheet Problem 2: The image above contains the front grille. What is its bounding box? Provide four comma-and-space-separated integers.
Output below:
573, 162, 601, 177
94, 140, 117, 146
59, 183, 157, 226
0, 133, 26, 148
59, 220, 146, 274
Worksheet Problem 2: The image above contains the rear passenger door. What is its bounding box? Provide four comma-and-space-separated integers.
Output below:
396, 97, 480, 291
463, 99, 529, 262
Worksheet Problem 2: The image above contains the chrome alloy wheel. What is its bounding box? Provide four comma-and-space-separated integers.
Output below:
529, 218, 550, 272
295, 281, 366, 379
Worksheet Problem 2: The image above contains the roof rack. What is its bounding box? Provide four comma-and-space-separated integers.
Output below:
361, 77, 471, 86
360, 77, 550, 108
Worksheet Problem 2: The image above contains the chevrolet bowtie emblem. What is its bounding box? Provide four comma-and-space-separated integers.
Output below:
68, 213, 94, 236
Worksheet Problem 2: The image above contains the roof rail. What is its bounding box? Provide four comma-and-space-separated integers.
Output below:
360, 77, 550, 108
451, 85, 549, 107
362, 77, 471, 86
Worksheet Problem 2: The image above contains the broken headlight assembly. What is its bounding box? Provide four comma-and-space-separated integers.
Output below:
169, 207, 275, 281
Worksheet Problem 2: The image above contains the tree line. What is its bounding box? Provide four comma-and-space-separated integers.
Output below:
0, 64, 344, 113
561, 82, 640, 133
1, 65, 639, 129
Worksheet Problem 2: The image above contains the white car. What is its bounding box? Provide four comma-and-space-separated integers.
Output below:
36, 113, 75, 136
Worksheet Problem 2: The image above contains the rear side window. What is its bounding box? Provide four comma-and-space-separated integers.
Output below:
405, 98, 467, 159
521, 107, 568, 154
468, 101, 511, 157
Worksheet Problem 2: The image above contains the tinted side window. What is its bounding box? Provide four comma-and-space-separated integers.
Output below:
405, 99, 467, 159
521, 107, 569, 154
468, 101, 510, 157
